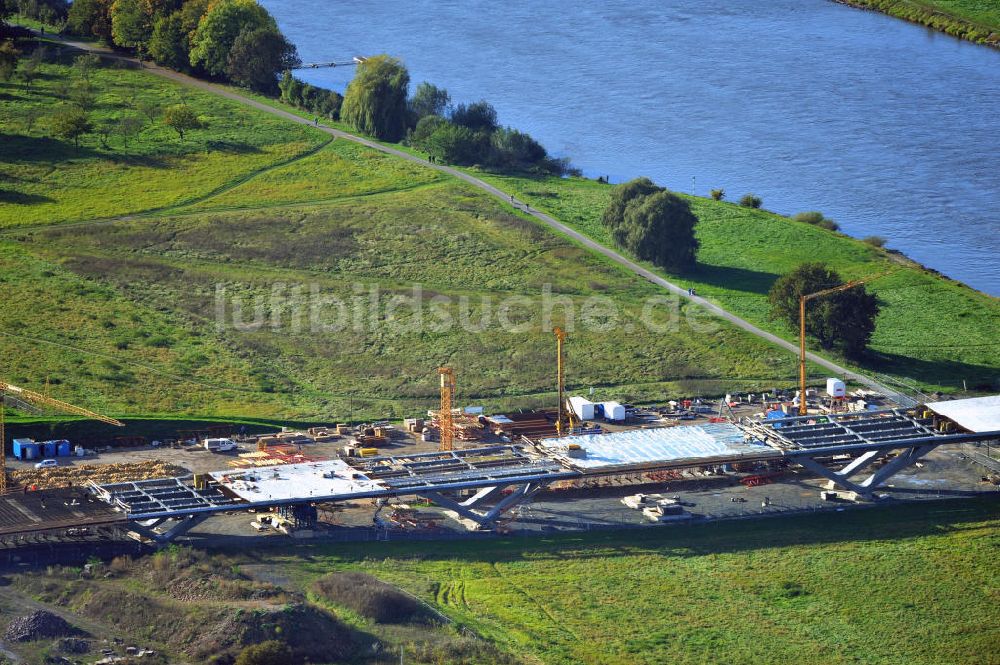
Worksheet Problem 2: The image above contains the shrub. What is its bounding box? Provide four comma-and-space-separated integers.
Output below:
863, 235, 887, 248
235, 640, 294, 665
794, 211, 838, 231
793, 211, 824, 225
424, 121, 489, 165
739, 193, 762, 208
710, 188, 724, 201
312, 572, 432, 624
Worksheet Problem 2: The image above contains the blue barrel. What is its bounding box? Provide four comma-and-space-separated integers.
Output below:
43, 441, 58, 458
57, 441, 72, 457
23, 443, 38, 460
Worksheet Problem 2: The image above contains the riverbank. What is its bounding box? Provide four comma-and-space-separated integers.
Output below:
835, 0, 1000, 47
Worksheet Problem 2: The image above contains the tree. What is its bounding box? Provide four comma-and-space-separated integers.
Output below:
115, 113, 143, 148
136, 99, 159, 122
490, 126, 546, 168
610, 189, 699, 272
278, 70, 302, 105
409, 81, 449, 120
340, 54, 410, 141
710, 188, 724, 201
162, 103, 202, 138
0, 39, 17, 82
148, 11, 187, 69
234, 640, 294, 665
189, 0, 275, 77
409, 113, 446, 146
110, 0, 151, 52
601, 176, 662, 233
19, 47, 43, 90
739, 193, 762, 208
66, 0, 113, 41
424, 122, 488, 165
768, 262, 880, 358
225, 25, 298, 93
70, 80, 97, 111
73, 53, 101, 83
451, 99, 497, 133
51, 105, 93, 146
177, 0, 209, 38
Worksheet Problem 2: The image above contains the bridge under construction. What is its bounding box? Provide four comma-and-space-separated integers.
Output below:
31, 395, 989, 544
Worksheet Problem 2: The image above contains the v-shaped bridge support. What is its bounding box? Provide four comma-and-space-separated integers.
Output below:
420, 481, 548, 529
794, 444, 940, 498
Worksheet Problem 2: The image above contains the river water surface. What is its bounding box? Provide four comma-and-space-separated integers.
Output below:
261, 0, 1000, 296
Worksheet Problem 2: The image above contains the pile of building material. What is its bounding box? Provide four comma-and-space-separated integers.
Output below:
11, 461, 187, 490
484, 411, 557, 439
229, 445, 325, 468
306, 427, 340, 443
356, 425, 390, 447
4, 610, 83, 642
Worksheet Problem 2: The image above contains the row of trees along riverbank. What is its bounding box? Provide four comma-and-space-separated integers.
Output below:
1, 0, 568, 176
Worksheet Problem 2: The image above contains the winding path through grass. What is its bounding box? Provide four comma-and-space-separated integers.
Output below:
32, 30, 904, 400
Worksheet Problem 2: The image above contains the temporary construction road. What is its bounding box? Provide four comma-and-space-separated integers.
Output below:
25, 30, 904, 401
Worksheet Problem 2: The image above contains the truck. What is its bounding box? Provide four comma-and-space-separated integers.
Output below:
203, 437, 238, 453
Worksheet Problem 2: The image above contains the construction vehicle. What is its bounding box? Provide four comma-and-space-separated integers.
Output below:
0, 380, 123, 493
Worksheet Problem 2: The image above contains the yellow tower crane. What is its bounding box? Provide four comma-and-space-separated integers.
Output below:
438, 367, 455, 451
0, 380, 124, 492
798, 272, 889, 415
554, 327, 567, 437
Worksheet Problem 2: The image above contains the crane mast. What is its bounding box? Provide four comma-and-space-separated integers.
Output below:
554, 327, 566, 437
797, 272, 888, 415
438, 367, 455, 451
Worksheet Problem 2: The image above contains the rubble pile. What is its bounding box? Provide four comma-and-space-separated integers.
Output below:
4, 610, 81, 642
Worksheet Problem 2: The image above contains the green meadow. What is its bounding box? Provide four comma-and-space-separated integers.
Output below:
252, 497, 1000, 665
476, 173, 1000, 394
0, 37, 996, 424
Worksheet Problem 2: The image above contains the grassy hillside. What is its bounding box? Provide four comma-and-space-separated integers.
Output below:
5, 546, 507, 665
838, 0, 1000, 46
477, 174, 1000, 393
0, 42, 325, 227
1, 39, 807, 420
252, 497, 1000, 665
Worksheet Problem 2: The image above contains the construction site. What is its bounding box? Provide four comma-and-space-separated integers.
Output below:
0, 322, 998, 560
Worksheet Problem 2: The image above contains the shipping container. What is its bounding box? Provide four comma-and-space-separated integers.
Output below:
569, 396, 595, 420
602, 401, 626, 422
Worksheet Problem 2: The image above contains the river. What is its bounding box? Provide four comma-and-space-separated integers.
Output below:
261, 0, 1000, 296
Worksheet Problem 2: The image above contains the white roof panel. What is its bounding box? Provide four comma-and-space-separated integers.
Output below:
539, 423, 775, 470
925, 395, 1000, 433
209, 460, 384, 502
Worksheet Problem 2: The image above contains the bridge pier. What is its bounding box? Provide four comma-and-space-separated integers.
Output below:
420, 481, 548, 530
794, 444, 940, 498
